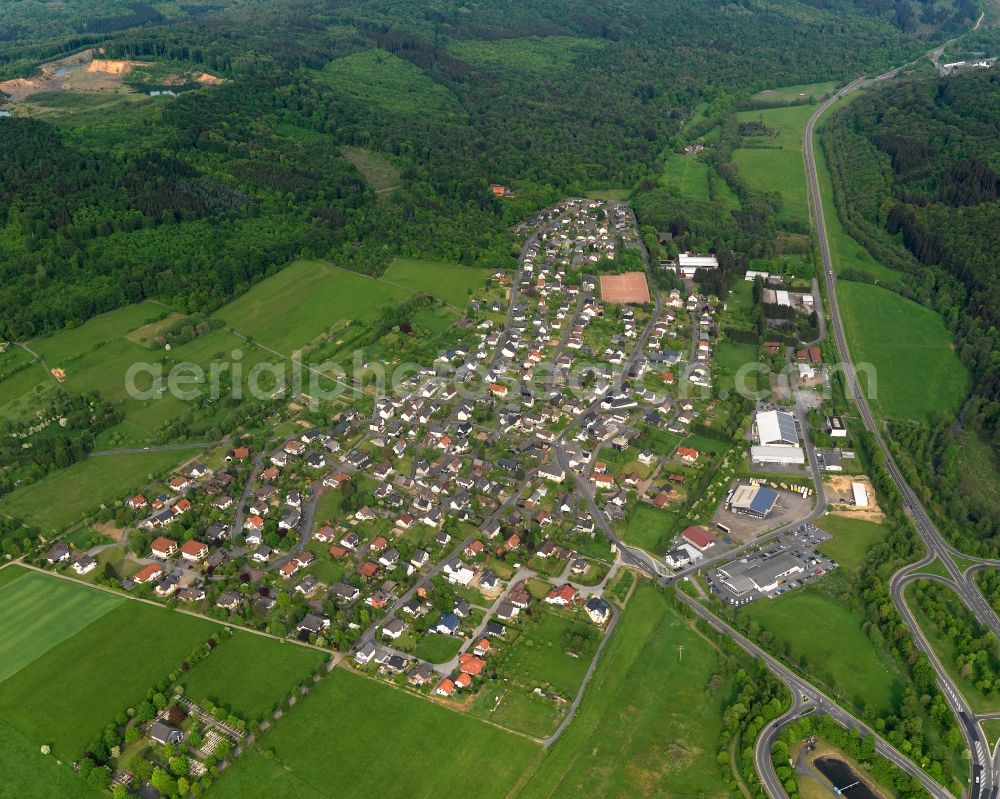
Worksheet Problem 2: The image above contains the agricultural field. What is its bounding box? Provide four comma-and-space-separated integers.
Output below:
212, 668, 541, 799
179, 633, 327, 722
743, 587, 903, 716
836, 282, 969, 420
319, 50, 463, 118
0, 448, 195, 533
517, 584, 735, 798
214, 259, 413, 356
815, 515, 887, 571
381, 258, 488, 308
0, 570, 121, 683
0, 576, 219, 756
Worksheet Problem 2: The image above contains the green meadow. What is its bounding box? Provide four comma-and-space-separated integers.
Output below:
0, 591, 219, 756
212, 668, 541, 799
816, 515, 888, 572
836, 281, 968, 420
214, 259, 413, 356
382, 258, 488, 308
0, 449, 194, 533
180, 632, 327, 722
743, 587, 902, 715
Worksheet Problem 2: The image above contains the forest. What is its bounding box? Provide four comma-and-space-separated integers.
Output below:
822, 70, 1000, 554
0, 0, 931, 341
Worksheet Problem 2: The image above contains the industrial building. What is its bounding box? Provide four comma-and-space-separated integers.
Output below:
676, 252, 719, 278
851, 481, 869, 507
755, 410, 799, 447
728, 483, 779, 518
750, 445, 806, 465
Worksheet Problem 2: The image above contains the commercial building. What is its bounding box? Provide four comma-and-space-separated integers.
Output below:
750, 445, 805, 465
728, 484, 779, 518
852, 481, 869, 507
755, 410, 798, 447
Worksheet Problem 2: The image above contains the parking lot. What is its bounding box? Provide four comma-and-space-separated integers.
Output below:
705, 523, 837, 607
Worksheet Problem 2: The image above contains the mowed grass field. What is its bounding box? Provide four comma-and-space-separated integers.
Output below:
212, 668, 542, 799
0, 582, 219, 756
836, 282, 969, 420
517, 584, 734, 799
816, 514, 887, 571
215, 259, 413, 355
0, 571, 121, 684
0, 719, 101, 799
743, 587, 902, 715
381, 257, 487, 308
180, 633, 326, 722
0, 449, 194, 533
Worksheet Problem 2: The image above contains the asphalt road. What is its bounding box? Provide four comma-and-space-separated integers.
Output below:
804, 66, 997, 799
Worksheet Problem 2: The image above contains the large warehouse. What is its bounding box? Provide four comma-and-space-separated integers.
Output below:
755, 410, 798, 447
750, 445, 805, 465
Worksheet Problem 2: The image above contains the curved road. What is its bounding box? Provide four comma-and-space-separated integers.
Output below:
802, 63, 998, 799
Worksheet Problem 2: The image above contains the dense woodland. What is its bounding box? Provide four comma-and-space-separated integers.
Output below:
823, 71, 1000, 553
0, 0, 930, 340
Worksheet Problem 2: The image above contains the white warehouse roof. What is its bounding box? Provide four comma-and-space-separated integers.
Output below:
756, 410, 798, 447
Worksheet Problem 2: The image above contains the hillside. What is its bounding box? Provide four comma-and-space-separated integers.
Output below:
822, 69, 1000, 553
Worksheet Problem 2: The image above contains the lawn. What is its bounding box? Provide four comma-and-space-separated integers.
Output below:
382, 257, 487, 308
815, 515, 887, 572
180, 633, 326, 722
0, 571, 121, 684
214, 259, 413, 356
0, 719, 101, 799
622, 503, 679, 553
412, 632, 464, 664
0, 589, 219, 757
836, 281, 969, 420
517, 584, 735, 798
212, 668, 541, 799
743, 587, 902, 715
502, 611, 595, 696
0, 449, 194, 533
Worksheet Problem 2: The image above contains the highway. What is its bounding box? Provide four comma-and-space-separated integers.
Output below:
803, 65, 998, 799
